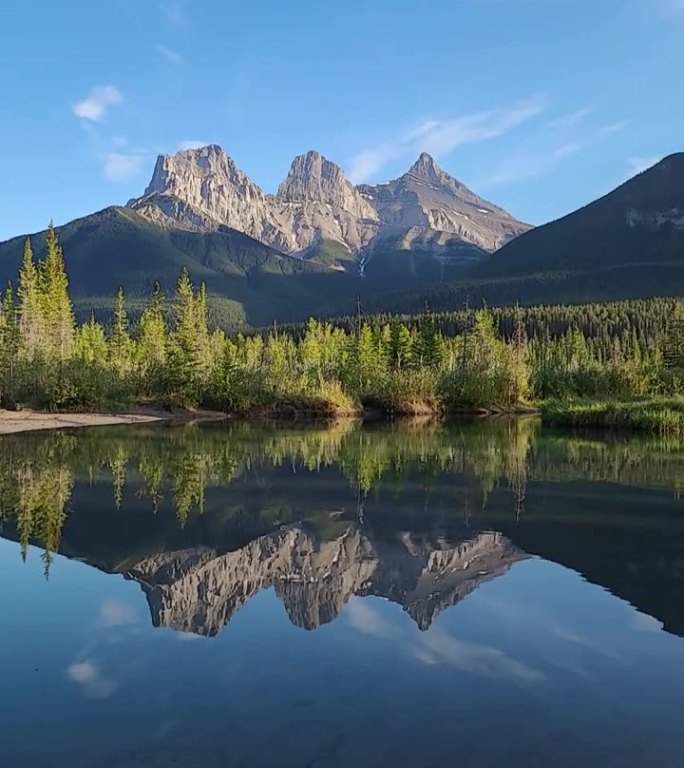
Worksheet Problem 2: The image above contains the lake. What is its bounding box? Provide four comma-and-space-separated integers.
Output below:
1, 418, 684, 767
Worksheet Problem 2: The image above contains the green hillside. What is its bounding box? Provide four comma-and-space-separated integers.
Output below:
0, 209, 481, 328
0, 208, 357, 327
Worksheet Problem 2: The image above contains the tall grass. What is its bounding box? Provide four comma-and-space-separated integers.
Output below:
541, 398, 684, 436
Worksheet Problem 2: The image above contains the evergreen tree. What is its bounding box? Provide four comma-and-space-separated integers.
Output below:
76, 315, 108, 364
109, 287, 132, 377
38, 224, 75, 361
137, 283, 168, 391
389, 319, 412, 370
17, 238, 42, 360
170, 269, 210, 403
663, 302, 684, 369
0, 284, 19, 406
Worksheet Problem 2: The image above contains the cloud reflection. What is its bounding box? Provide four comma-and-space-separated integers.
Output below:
67, 660, 117, 699
346, 597, 545, 687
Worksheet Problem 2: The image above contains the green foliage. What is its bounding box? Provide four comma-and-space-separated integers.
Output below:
1, 224, 684, 418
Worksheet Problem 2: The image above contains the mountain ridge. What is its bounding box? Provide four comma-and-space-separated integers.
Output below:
129, 144, 531, 260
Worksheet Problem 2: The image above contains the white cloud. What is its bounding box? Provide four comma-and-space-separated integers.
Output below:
180, 140, 211, 150
627, 155, 661, 177
545, 107, 592, 130
155, 44, 182, 64
483, 120, 627, 188
346, 95, 546, 183
415, 627, 546, 686
103, 152, 145, 181
345, 597, 544, 686
73, 85, 124, 122
599, 121, 629, 137
100, 599, 136, 627
553, 140, 590, 159
67, 660, 117, 699
346, 598, 393, 636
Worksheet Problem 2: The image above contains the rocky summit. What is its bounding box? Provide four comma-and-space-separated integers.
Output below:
128, 144, 530, 262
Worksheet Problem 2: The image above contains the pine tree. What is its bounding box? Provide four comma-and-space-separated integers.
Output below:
137, 283, 168, 391
663, 301, 684, 370
38, 224, 74, 361
415, 310, 444, 369
17, 238, 42, 360
0, 284, 19, 407
388, 319, 412, 370
109, 287, 132, 377
76, 315, 108, 364
170, 269, 208, 403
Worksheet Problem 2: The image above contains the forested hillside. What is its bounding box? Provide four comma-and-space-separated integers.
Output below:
4, 228, 684, 433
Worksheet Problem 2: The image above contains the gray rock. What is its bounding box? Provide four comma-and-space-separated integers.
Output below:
129, 144, 531, 263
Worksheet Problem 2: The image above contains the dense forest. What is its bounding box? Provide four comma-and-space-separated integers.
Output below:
2, 227, 684, 424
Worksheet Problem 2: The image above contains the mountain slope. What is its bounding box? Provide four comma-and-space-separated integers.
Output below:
0, 207, 354, 326
359, 152, 529, 253
129, 144, 530, 262
347, 153, 684, 316
481, 153, 684, 276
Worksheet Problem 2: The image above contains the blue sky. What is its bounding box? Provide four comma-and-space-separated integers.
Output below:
1, 0, 683, 240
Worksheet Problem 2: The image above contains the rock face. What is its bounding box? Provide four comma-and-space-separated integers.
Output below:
359, 152, 529, 253
129, 525, 526, 636
128, 144, 530, 263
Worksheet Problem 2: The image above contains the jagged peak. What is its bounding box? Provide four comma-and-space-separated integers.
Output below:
277, 150, 349, 202
408, 151, 441, 178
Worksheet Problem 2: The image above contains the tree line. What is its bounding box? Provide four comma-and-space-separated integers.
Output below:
1, 226, 684, 415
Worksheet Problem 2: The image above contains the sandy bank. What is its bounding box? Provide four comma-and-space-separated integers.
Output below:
0, 411, 167, 435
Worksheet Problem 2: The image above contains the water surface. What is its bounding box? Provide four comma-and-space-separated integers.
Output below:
1, 419, 684, 767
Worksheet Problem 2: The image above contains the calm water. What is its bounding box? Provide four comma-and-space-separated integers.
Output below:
1, 419, 684, 767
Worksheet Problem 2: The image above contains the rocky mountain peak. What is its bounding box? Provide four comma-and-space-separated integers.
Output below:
408, 151, 441, 180
129, 142, 530, 258
277, 150, 350, 204
143, 144, 248, 199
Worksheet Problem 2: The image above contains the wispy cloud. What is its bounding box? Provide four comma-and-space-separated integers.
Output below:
155, 44, 182, 64
626, 155, 661, 177
345, 597, 544, 686
159, 2, 185, 25
347, 95, 546, 183
545, 107, 592, 130
599, 121, 629, 137
73, 85, 124, 122
483, 120, 627, 188
103, 152, 145, 181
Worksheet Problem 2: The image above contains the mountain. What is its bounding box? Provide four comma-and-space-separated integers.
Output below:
0, 146, 529, 326
358, 152, 528, 253
481, 153, 684, 276
0, 207, 351, 327
129, 144, 530, 265
355, 154, 684, 316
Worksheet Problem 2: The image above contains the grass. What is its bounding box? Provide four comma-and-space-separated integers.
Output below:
540, 397, 684, 436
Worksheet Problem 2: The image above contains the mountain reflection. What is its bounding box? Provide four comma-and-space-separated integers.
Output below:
1, 418, 684, 637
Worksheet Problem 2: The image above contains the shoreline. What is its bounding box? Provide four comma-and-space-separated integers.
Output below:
0, 408, 229, 436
